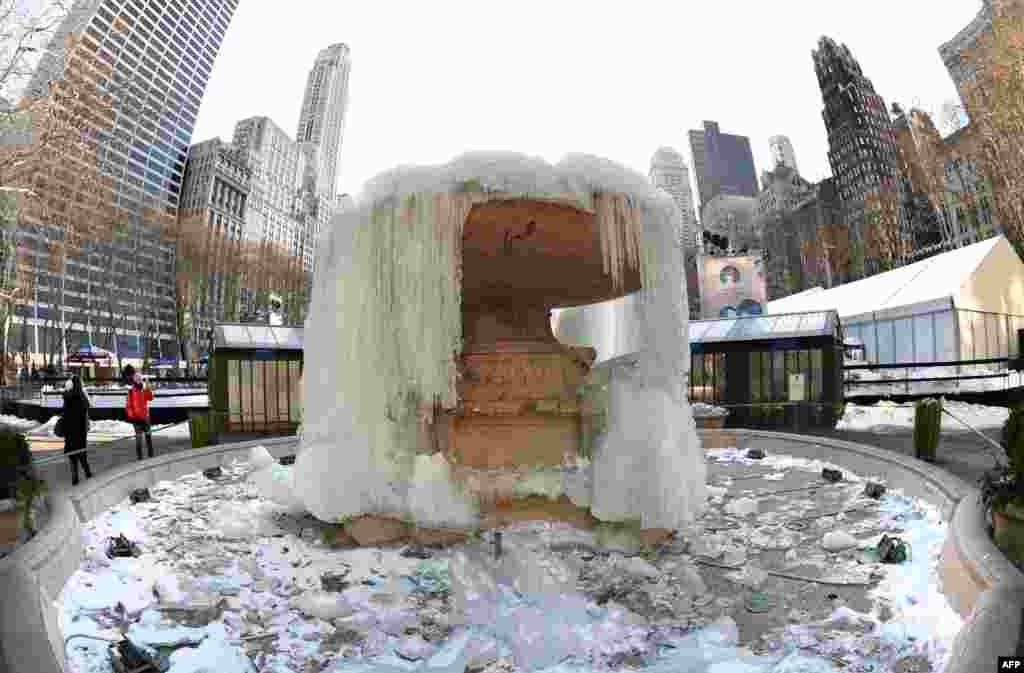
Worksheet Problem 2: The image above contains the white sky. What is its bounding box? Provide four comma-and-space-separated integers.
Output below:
191, 0, 980, 206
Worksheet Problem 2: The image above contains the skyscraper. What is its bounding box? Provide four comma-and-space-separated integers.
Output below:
687, 120, 759, 213
18, 0, 238, 365
813, 36, 908, 272
297, 43, 352, 201
767, 135, 799, 176
649, 146, 698, 251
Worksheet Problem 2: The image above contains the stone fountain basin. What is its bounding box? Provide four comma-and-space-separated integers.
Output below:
0, 432, 1014, 673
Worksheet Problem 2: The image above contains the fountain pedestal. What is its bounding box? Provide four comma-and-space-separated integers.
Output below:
439, 305, 595, 468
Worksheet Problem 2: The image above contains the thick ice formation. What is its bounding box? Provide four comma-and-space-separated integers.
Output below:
295, 151, 705, 528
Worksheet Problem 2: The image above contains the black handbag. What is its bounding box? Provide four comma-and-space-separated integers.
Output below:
54, 415, 66, 438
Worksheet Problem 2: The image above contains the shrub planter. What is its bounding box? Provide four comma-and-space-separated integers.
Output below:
992, 503, 1024, 564
913, 398, 942, 463
188, 411, 212, 449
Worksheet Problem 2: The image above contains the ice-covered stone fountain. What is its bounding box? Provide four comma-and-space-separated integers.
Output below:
287, 152, 705, 543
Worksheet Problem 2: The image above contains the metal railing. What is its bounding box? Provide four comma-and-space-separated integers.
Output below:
843, 357, 1021, 396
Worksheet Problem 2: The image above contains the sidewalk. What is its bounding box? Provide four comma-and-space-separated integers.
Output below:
33, 425, 296, 495
802, 425, 1001, 489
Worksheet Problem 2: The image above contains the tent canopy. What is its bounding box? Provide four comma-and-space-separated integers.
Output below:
766, 236, 1024, 321
68, 345, 113, 362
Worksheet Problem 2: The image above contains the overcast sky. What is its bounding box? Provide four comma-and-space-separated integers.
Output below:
191, 0, 980, 208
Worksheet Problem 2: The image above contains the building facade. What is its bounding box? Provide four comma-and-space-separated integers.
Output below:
687, 120, 759, 213
941, 124, 999, 247
701, 194, 759, 252
767, 135, 799, 177
813, 36, 909, 274
178, 138, 250, 344
761, 178, 844, 300
756, 164, 816, 219
649, 146, 698, 251
297, 43, 351, 204
15, 0, 239, 367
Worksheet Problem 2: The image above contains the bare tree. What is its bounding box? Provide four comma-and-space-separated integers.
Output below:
862, 181, 906, 271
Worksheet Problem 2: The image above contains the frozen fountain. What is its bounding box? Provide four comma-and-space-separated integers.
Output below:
291, 152, 707, 543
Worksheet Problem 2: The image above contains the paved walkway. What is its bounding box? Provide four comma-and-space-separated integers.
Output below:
801, 426, 1002, 489
32, 425, 295, 495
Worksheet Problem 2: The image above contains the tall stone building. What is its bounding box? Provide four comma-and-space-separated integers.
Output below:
649, 146, 698, 251
767, 135, 799, 177
297, 44, 351, 206
687, 120, 759, 213
761, 178, 844, 299
15, 0, 239, 366
756, 165, 815, 219
232, 117, 311, 260
177, 138, 251, 342
813, 36, 908, 275
889, 106, 946, 260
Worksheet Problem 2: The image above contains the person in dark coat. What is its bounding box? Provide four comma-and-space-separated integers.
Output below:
62, 375, 92, 486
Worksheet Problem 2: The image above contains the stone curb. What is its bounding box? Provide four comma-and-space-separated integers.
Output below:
717, 429, 1024, 668
1, 430, 1020, 673
0, 435, 298, 673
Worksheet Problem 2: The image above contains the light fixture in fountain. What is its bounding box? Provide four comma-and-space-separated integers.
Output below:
292, 151, 707, 544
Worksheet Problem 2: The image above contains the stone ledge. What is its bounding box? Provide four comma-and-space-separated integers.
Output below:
2, 429, 1013, 673
708, 429, 1024, 673
0, 435, 299, 673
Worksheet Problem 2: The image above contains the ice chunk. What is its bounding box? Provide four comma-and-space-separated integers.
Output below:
619, 556, 661, 579
247, 445, 277, 471
249, 463, 304, 512
461, 636, 500, 670
164, 623, 255, 673
706, 485, 728, 499
208, 502, 282, 539
395, 635, 434, 661
691, 534, 728, 559
291, 591, 354, 620
822, 531, 859, 552
725, 497, 759, 517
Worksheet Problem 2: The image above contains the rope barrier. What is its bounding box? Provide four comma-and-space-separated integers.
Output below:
30, 423, 181, 466
940, 406, 1006, 468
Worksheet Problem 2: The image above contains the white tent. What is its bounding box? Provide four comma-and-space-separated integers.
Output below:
766, 236, 1024, 364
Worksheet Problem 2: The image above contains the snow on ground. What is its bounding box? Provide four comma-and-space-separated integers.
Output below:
58, 448, 964, 673
0, 413, 41, 432
691, 403, 728, 417
26, 415, 138, 441
836, 399, 1009, 433
845, 364, 1024, 397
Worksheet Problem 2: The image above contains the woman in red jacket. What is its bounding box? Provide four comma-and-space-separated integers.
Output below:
127, 372, 154, 460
